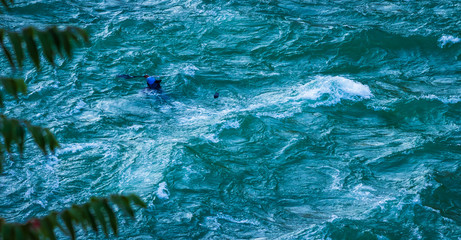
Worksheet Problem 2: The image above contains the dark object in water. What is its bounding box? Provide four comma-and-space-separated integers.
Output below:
145, 75, 162, 90
214, 92, 219, 99
117, 74, 144, 79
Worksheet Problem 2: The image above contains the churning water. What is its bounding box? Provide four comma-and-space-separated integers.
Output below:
1, 0, 460, 239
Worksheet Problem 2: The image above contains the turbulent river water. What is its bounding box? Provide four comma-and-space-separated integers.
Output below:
1, 0, 461, 239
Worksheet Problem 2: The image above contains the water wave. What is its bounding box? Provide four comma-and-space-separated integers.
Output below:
1, 0, 460, 239
438, 35, 461, 48
251, 76, 372, 116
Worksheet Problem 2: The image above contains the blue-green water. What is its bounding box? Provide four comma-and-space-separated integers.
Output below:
1, 0, 461, 239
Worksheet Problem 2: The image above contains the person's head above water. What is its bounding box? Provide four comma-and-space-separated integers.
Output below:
145, 75, 162, 90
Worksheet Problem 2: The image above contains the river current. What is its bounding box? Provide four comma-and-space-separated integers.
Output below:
1, 0, 460, 239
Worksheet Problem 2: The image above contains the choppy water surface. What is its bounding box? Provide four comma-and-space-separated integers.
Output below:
1, 0, 460, 239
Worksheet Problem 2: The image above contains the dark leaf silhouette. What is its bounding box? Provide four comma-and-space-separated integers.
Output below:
0, 3, 145, 240
0, 115, 60, 155
0, 195, 146, 240
0, 77, 27, 100
0, 27, 89, 69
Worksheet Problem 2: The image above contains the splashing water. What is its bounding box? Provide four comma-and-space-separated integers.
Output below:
0, 0, 460, 239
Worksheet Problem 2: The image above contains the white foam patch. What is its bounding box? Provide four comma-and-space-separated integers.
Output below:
297, 76, 373, 106
251, 76, 372, 114
438, 35, 461, 48
222, 119, 240, 129
57, 143, 100, 154
203, 133, 220, 143
70, 100, 87, 114
421, 95, 461, 104
183, 64, 199, 77
156, 182, 170, 200
216, 213, 259, 225
202, 216, 221, 230
128, 125, 144, 131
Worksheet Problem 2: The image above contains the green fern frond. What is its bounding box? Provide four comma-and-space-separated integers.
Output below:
0, 195, 146, 240
0, 115, 60, 155
0, 27, 89, 70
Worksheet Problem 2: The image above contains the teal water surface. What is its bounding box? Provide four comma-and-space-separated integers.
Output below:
1, 0, 461, 239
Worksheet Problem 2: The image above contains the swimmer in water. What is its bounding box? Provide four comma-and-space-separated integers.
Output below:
118, 74, 218, 98
144, 75, 162, 90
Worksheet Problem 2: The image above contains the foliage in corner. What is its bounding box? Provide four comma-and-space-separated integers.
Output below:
0, 194, 147, 240
0, 114, 59, 156
0, 1, 147, 240
0, 0, 12, 9
0, 27, 89, 70
0, 25, 88, 163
